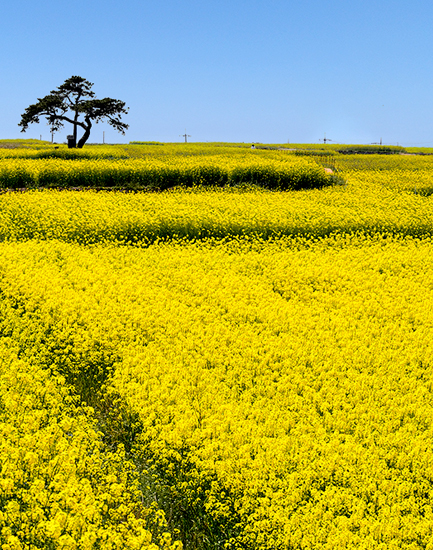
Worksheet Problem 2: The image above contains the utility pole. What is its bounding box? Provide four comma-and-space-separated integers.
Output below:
103, 131, 105, 144
180, 130, 191, 143
320, 133, 333, 144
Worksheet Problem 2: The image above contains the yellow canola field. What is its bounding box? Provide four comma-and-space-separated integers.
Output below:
2, 235, 433, 548
348, 168, 433, 196
336, 154, 433, 196
0, 147, 330, 191
0, 182, 431, 244
3, 149, 433, 549
0, 143, 309, 159
0, 341, 179, 550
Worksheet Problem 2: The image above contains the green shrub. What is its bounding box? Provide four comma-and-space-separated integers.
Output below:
337, 145, 405, 155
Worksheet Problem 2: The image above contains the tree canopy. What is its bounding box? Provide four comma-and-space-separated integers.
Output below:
18, 76, 129, 148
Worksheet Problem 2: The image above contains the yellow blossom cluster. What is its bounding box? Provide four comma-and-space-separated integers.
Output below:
0, 333, 182, 550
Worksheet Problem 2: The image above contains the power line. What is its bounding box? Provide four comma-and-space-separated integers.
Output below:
319, 133, 333, 143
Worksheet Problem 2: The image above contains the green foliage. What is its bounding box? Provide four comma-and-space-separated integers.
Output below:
292, 149, 337, 156
33, 150, 95, 160
337, 144, 406, 154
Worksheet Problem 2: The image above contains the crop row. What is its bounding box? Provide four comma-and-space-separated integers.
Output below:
0, 179, 432, 245
0, 156, 331, 191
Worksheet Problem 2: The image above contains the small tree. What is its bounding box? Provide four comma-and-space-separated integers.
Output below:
18, 76, 129, 148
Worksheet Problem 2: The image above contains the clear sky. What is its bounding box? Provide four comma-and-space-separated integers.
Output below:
1, 0, 432, 145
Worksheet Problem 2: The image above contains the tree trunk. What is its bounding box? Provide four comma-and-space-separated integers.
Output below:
76, 120, 92, 148
73, 110, 78, 147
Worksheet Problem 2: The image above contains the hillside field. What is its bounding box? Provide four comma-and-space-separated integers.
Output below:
2, 142, 433, 549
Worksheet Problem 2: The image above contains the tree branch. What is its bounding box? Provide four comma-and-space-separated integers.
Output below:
55, 115, 88, 129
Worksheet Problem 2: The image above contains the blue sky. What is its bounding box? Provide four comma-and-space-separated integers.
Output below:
1, 0, 432, 145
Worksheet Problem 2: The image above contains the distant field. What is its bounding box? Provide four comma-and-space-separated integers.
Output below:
2, 142, 433, 549
2, 139, 433, 193
0, 141, 337, 191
